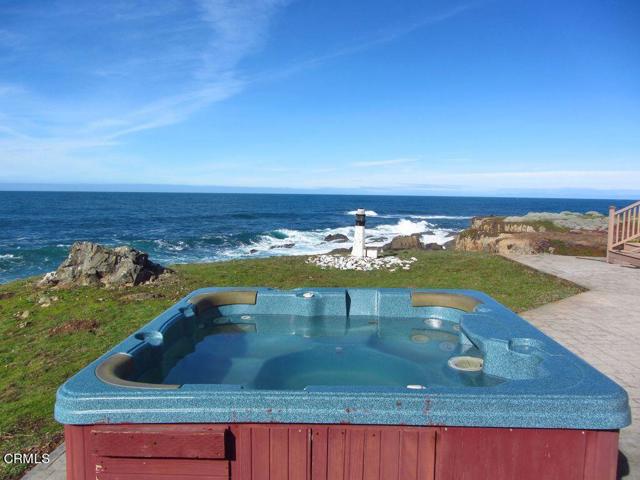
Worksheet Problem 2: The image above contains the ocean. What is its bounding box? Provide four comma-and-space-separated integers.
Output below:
0, 192, 626, 284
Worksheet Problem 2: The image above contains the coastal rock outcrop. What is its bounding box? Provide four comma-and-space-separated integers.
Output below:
503, 211, 608, 231
324, 233, 349, 243
381, 234, 448, 251
39, 242, 170, 288
383, 234, 424, 250
269, 243, 295, 249
455, 212, 607, 256
456, 233, 552, 255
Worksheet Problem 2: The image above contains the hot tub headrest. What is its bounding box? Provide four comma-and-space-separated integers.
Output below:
188, 290, 258, 315
96, 353, 179, 389
411, 292, 481, 312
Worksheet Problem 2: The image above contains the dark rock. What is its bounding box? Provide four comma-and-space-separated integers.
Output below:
366, 236, 386, 243
0, 291, 15, 300
533, 238, 552, 252
423, 242, 444, 250
443, 238, 457, 250
38, 241, 170, 288
269, 243, 295, 249
328, 248, 351, 255
249, 249, 258, 254
383, 233, 424, 251
120, 292, 164, 302
324, 233, 349, 243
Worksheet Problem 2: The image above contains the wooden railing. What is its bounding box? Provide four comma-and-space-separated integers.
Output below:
608, 201, 640, 252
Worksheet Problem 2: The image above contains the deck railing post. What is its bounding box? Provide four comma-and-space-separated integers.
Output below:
607, 205, 616, 263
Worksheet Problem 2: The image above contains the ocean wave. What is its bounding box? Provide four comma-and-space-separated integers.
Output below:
217, 218, 459, 260
0, 218, 460, 282
346, 210, 378, 216
153, 239, 188, 251
377, 214, 472, 220
409, 214, 472, 220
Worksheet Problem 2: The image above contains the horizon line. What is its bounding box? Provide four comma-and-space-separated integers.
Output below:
0, 182, 636, 202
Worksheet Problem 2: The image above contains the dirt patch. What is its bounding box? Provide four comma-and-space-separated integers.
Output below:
119, 291, 164, 302
0, 291, 15, 301
23, 431, 64, 455
0, 383, 20, 403
1, 417, 48, 441
49, 319, 100, 336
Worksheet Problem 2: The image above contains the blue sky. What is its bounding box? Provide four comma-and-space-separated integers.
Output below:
0, 0, 639, 197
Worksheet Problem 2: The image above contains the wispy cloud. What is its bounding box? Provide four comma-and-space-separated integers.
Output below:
351, 158, 418, 168
197, 0, 290, 78
254, 3, 478, 82
0, 0, 291, 176
151, 167, 638, 193
318, 169, 640, 191
86, 0, 290, 139
88, 79, 245, 140
0, 1, 479, 184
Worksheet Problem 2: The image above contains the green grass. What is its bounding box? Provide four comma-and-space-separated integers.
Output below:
548, 239, 606, 257
517, 220, 569, 233
0, 251, 583, 479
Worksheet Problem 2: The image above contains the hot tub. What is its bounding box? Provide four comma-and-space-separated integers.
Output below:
56, 288, 630, 479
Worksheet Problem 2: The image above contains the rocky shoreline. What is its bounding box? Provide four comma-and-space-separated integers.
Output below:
35, 234, 453, 284
454, 211, 608, 256
33, 211, 609, 283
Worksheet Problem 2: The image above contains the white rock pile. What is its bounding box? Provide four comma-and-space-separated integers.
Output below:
306, 254, 417, 271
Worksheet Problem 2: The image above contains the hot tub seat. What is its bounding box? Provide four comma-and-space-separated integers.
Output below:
411, 292, 481, 312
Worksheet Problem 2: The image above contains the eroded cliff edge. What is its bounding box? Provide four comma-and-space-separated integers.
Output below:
455, 211, 608, 256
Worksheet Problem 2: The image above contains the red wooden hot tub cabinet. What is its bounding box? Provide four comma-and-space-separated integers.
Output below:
64, 422, 619, 480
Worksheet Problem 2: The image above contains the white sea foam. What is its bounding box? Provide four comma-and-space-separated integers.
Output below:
346, 210, 378, 216
376, 214, 472, 220
219, 218, 458, 259
0, 254, 19, 260
410, 215, 472, 220
153, 239, 187, 251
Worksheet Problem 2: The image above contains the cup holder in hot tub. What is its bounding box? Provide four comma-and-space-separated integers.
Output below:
480, 337, 548, 380
509, 337, 546, 354
448, 355, 484, 372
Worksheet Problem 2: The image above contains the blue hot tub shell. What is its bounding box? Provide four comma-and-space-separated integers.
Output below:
55, 288, 630, 430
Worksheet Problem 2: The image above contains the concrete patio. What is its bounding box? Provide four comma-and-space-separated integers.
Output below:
21, 254, 639, 479
512, 254, 639, 478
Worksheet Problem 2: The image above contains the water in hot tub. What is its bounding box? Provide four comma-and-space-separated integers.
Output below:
156, 315, 501, 389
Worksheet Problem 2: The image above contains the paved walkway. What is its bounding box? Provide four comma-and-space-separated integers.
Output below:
19, 444, 65, 480
510, 254, 639, 479
21, 254, 639, 479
